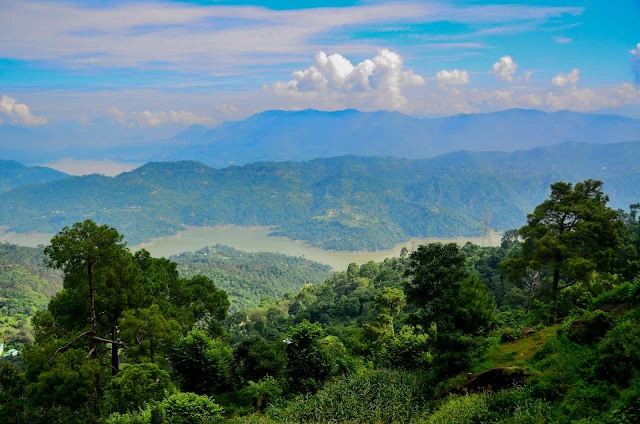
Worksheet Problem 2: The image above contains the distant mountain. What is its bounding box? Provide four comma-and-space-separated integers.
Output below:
0, 160, 69, 193
1, 142, 639, 251
168, 109, 640, 166
3, 109, 639, 166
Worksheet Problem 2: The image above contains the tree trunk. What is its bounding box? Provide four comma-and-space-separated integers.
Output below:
88, 263, 97, 359
111, 325, 119, 375
552, 267, 560, 319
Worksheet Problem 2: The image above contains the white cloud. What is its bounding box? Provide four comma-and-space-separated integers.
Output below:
490, 56, 518, 82
417, 82, 640, 116
0, 94, 47, 126
436, 69, 470, 88
553, 36, 573, 44
272, 49, 424, 111
552, 68, 580, 88
0, 0, 582, 76
107, 106, 127, 126
108, 107, 215, 127
213, 104, 239, 116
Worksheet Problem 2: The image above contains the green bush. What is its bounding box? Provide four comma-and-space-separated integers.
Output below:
595, 319, 640, 385
107, 392, 223, 424
565, 310, 614, 345
423, 388, 552, 424
105, 363, 175, 414
265, 369, 429, 423
150, 392, 223, 423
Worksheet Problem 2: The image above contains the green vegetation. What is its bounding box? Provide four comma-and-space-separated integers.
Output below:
3, 144, 640, 250
0, 160, 69, 194
0, 243, 61, 347
1, 178, 640, 423
170, 245, 331, 311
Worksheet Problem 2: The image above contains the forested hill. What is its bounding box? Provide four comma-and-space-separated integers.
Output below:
170, 245, 332, 311
0, 160, 69, 193
1, 141, 640, 250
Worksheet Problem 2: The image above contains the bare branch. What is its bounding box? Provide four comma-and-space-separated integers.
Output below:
85, 347, 96, 360
92, 336, 126, 347
50, 330, 91, 361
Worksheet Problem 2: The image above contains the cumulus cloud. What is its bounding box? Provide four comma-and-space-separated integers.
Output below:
107, 107, 215, 127
490, 56, 519, 82
436, 69, 470, 89
552, 68, 580, 88
272, 49, 424, 110
631, 43, 640, 83
0, 95, 47, 126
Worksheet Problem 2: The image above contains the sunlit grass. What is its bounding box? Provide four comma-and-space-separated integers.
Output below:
471, 325, 560, 373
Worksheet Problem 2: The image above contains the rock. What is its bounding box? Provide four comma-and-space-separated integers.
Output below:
597, 302, 631, 314
566, 310, 614, 345
462, 367, 529, 393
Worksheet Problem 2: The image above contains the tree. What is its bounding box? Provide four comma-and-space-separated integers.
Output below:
105, 363, 175, 414
232, 337, 287, 386
170, 330, 232, 395
44, 220, 136, 374
365, 287, 406, 344
284, 320, 331, 393
118, 305, 182, 366
404, 243, 494, 376
404, 242, 468, 326
511, 180, 622, 305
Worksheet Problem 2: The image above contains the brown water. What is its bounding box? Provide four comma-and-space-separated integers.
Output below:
134, 226, 501, 270
1, 225, 501, 271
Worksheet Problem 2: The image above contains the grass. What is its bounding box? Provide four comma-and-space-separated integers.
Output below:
471, 325, 560, 373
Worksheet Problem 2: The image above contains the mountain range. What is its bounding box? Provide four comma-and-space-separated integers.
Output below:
2, 109, 640, 167
1, 141, 639, 251
160, 108, 640, 167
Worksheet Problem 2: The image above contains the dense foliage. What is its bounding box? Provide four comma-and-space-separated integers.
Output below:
170, 245, 331, 311
2, 143, 640, 250
1, 179, 640, 423
0, 243, 62, 347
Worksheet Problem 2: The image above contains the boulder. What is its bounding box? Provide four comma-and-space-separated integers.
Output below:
462, 367, 529, 393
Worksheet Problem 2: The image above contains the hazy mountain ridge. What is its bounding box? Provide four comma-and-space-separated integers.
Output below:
1, 142, 639, 250
0, 160, 70, 193
2, 109, 640, 166
168, 108, 640, 166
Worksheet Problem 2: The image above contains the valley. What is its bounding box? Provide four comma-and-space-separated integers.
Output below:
1, 224, 501, 270
135, 225, 502, 269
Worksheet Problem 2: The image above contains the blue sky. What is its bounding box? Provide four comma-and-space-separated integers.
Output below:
0, 0, 639, 130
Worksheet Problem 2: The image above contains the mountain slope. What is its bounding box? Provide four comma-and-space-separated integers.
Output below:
1, 142, 639, 250
0, 160, 70, 193
169, 109, 640, 166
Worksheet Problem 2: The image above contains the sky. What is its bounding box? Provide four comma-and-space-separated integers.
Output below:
1, 0, 639, 135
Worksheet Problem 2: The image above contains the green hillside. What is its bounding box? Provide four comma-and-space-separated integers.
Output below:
170, 245, 332, 311
2, 142, 640, 251
0, 242, 330, 343
0, 243, 62, 346
1, 179, 640, 423
0, 160, 69, 193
